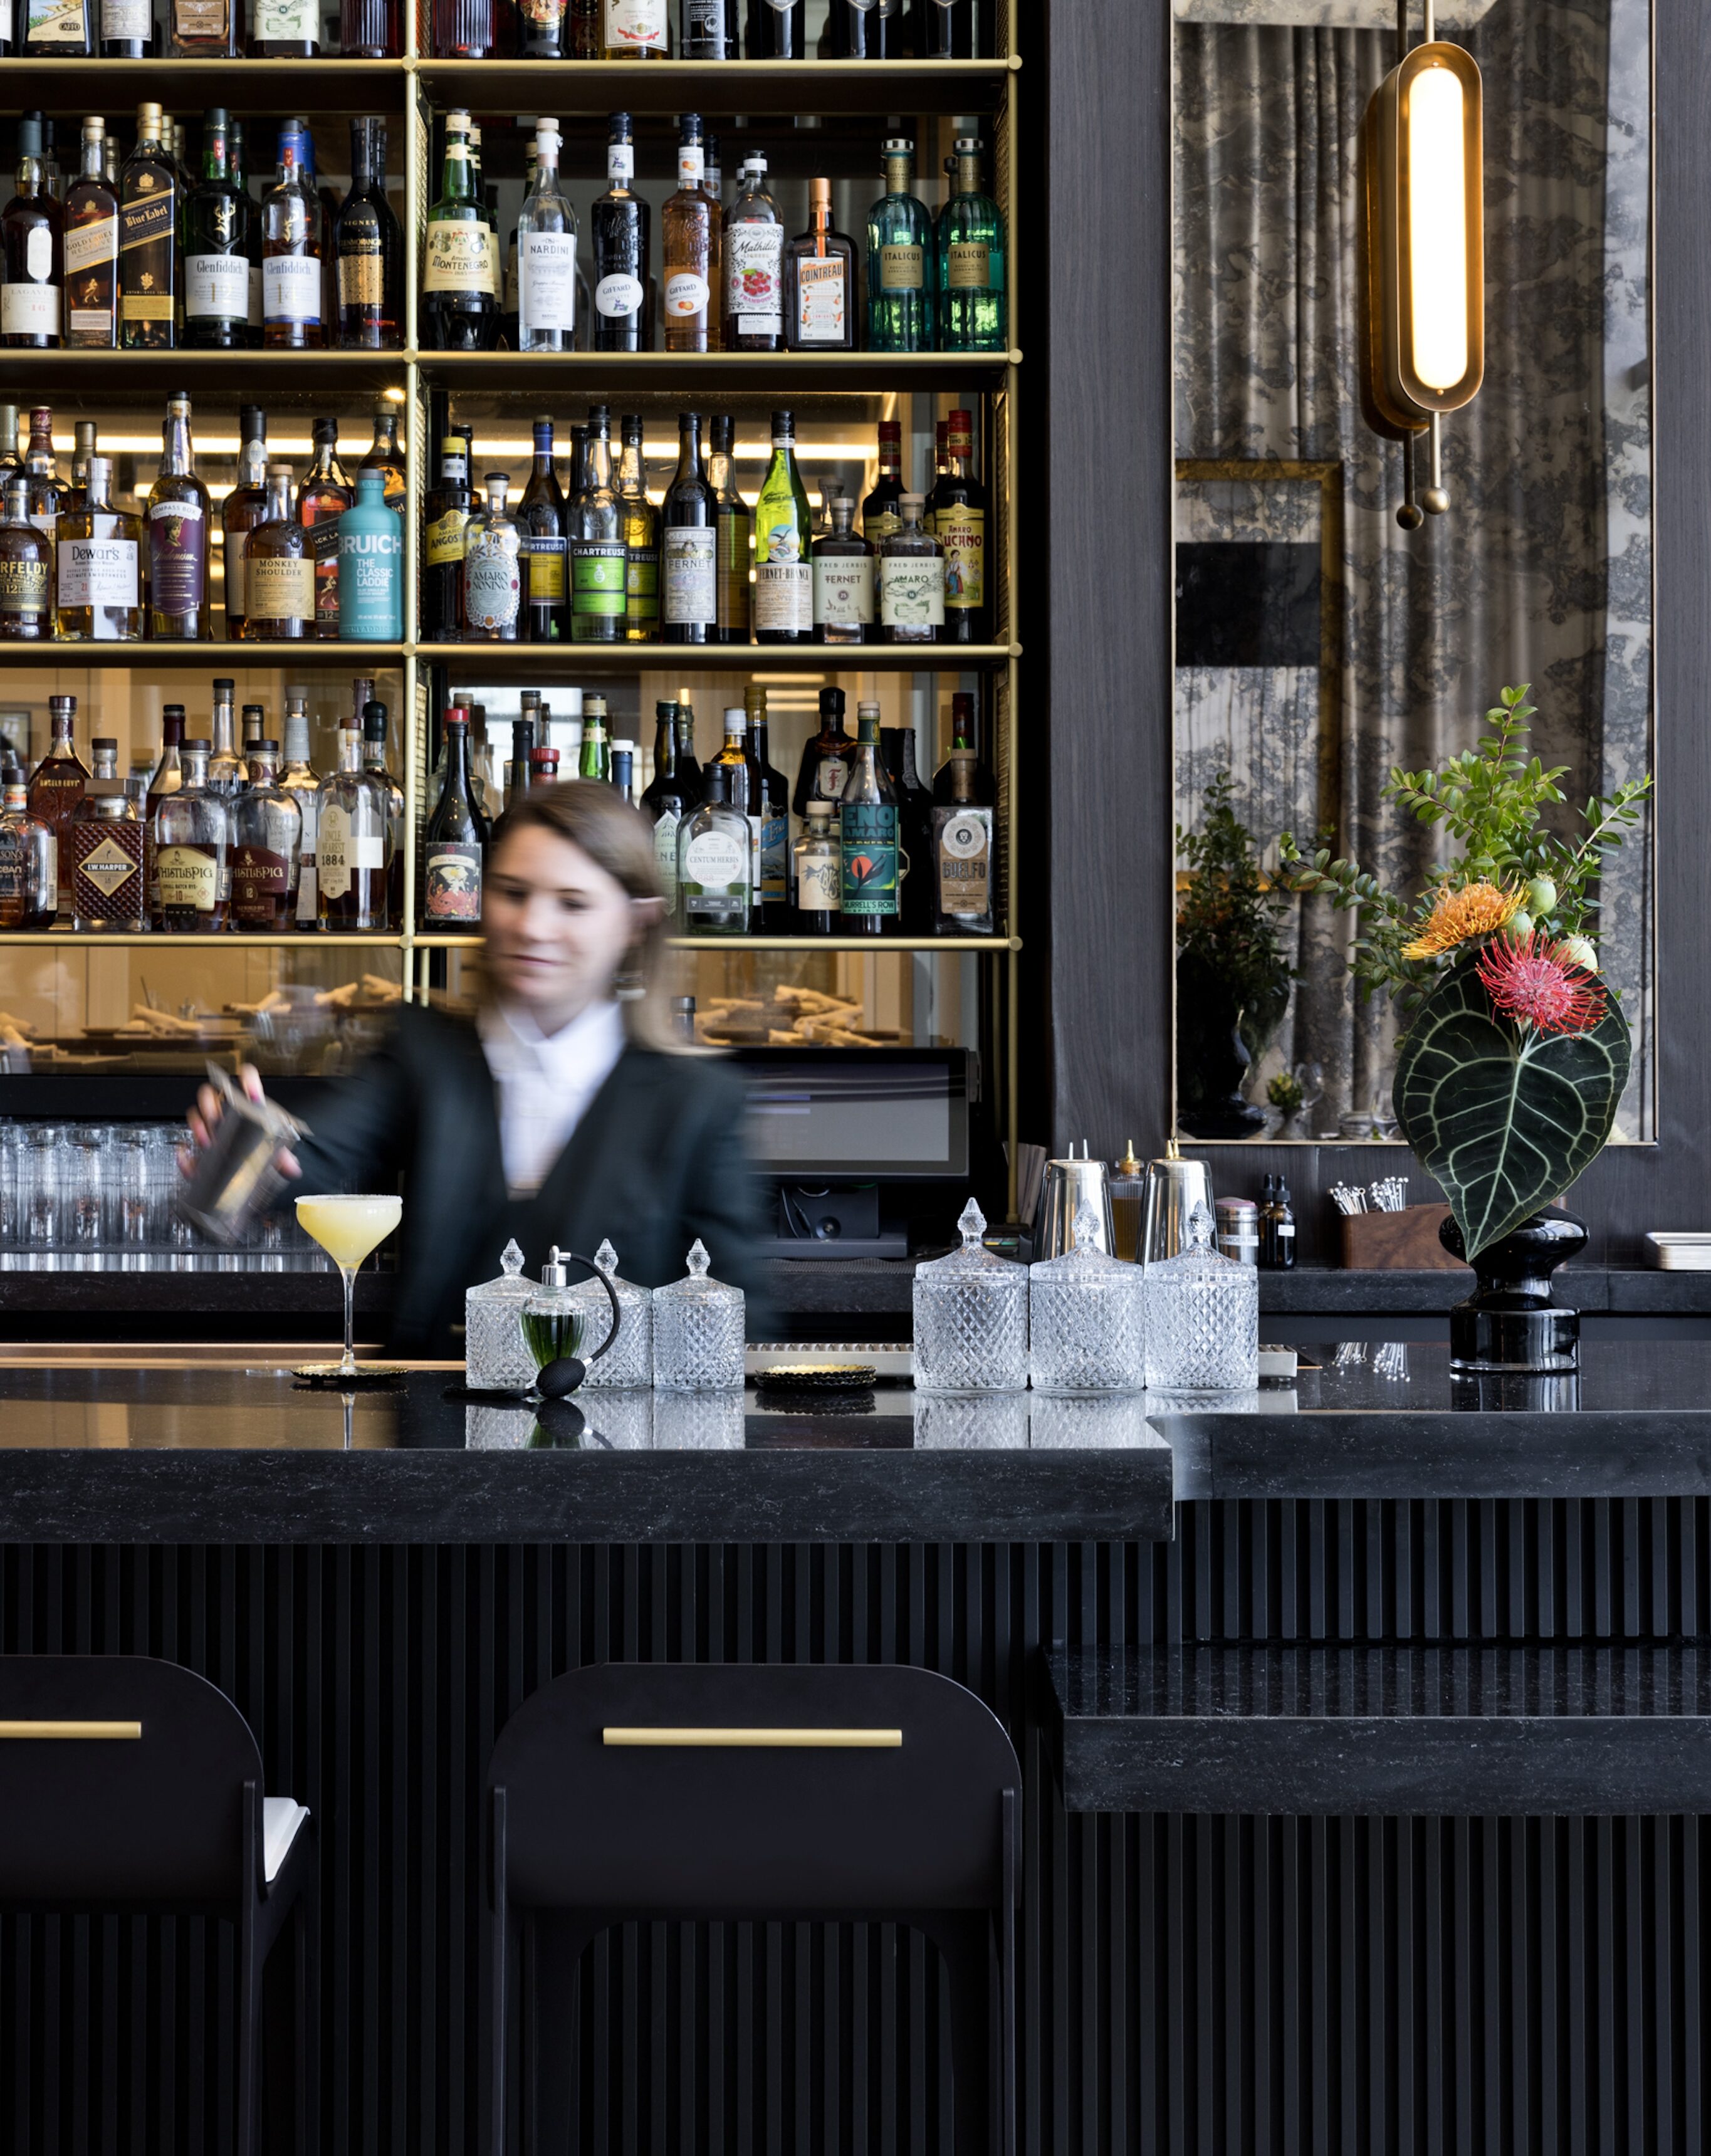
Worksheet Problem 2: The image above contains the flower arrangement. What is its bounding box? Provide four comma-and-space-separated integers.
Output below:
1279, 686, 1651, 1257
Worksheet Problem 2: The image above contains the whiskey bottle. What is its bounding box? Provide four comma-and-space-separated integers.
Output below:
753, 410, 813, 644
722, 155, 783, 353
317, 728, 387, 931
839, 706, 899, 936
938, 137, 1006, 353
679, 0, 733, 56
337, 469, 403, 642
23, 0, 93, 53
148, 394, 212, 642
184, 110, 248, 350
153, 740, 229, 933
358, 407, 407, 511
119, 103, 179, 351
462, 474, 522, 641
517, 0, 565, 58
661, 412, 718, 644
300, 419, 353, 639
280, 694, 320, 930
243, 463, 314, 641
571, 407, 626, 646
662, 117, 719, 355
516, 120, 578, 353
65, 421, 97, 513
865, 139, 934, 354
230, 738, 301, 929
3, 117, 63, 350
0, 479, 54, 642
221, 406, 269, 637
206, 678, 244, 797
334, 120, 402, 351
27, 694, 86, 912
930, 745, 995, 936
56, 456, 142, 643
0, 774, 57, 931
518, 418, 567, 642
752, 0, 804, 55
878, 495, 943, 644
861, 420, 904, 545
421, 714, 488, 928
63, 117, 118, 349
617, 414, 659, 642
421, 426, 472, 641
251, 0, 320, 56
928, 408, 989, 642
785, 179, 855, 352
592, 114, 649, 353
602, 0, 667, 53
812, 499, 873, 646
70, 738, 147, 933
708, 414, 751, 644
639, 706, 689, 911
144, 704, 186, 920
362, 700, 404, 928
21, 406, 64, 542
677, 763, 750, 936
262, 120, 323, 350
422, 112, 497, 352
829, 0, 897, 56
792, 803, 839, 935
791, 684, 854, 819
171, 0, 240, 54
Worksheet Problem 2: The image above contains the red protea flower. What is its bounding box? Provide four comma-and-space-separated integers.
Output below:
1475, 931, 1608, 1036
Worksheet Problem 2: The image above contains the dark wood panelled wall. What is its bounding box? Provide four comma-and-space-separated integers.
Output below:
1031, 0, 1710, 1268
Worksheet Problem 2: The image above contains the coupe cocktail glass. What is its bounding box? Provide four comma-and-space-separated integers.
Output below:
295, 1193, 404, 1376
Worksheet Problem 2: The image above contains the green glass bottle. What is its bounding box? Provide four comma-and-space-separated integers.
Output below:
578, 691, 611, 782
864, 138, 934, 355
938, 136, 1007, 353
752, 409, 813, 645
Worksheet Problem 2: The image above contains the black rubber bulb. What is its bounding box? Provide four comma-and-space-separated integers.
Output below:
537, 1355, 588, 1398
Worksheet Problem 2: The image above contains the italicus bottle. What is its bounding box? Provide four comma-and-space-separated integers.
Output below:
938, 136, 1007, 353
866, 138, 934, 354
337, 468, 402, 641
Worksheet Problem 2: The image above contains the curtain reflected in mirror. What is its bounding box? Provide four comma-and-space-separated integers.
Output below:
1171, 0, 1653, 1143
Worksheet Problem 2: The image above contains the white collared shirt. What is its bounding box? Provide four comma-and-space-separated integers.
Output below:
478, 998, 627, 1196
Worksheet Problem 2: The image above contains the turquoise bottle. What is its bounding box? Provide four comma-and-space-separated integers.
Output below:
337, 467, 402, 640
864, 137, 935, 353
937, 136, 1007, 353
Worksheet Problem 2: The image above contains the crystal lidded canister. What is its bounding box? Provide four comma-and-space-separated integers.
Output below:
652, 1238, 745, 1390
1029, 1202, 1146, 1392
1143, 1203, 1258, 1394
463, 1237, 538, 1391
911, 1198, 1028, 1393
568, 1237, 652, 1388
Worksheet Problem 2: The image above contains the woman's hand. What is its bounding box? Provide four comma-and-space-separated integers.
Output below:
182, 1062, 302, 1180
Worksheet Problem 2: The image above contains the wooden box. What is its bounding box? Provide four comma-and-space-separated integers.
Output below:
1339, 1202, 1470, 1272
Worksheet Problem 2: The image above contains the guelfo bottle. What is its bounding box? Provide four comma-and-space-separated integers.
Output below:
337, 468, 402, 639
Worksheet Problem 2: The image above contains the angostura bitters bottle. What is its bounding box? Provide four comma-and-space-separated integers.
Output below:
148, 395, 213, 642
119, 103, 179, 352
461, 474, 522, 642
592, 114, 649, 355
421, 713, 489, 928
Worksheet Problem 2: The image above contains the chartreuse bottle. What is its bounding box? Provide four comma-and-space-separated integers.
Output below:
337, 468, 402, 639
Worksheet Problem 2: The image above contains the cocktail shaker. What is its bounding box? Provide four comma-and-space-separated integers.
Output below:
176, 1063, 309, 1247
1033, 1143, 1116, 1260
1141, 1146, 1215, 1267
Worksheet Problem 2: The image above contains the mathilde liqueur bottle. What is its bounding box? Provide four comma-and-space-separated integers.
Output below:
119, 104, 179, 352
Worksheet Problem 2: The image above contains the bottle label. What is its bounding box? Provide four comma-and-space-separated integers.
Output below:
595, 271, 644, 319
186, 252, 248, 320
232, 845, 292, 918
651, 808, 680, 905
759, 809, 788, 904
101, 0, 150, 23
73, 829, 144, 917
1, 283, 59, 336
676, 147, 706, 189
26, 0, 87, 40
607, 143, 636, 184
317, 803, 349, 899
337, 248, 384, 308
149, 505, 207, 618
424, 844, 483, 921
572, 543, 627, 619
864, 506, 902, 547
626, 544, 659, 612
522, 536, 566, 604
716, 513, 750, 629
798, 850, 840, 914
936, 506, 985, 611
817, 753, 848, 799
664, 271, 710, 320
948, 242, 991, 290
934, 807, 992, 918
684, 0, 721, 24
464, 531, 521, 633
795, 256, 848, 343
295, 862, 318, 921
263, 254, 320, 325
58, 538, 139, 610
246, 555, 315, 624
880, 555, 945, 629
605, 0, 666, 47
682, 829, 746, 891
879, 244, 924, 293
814, 556, 874, 628
118, 191, 175, 322
754, 560, 812, 636
425, 509, 468, 568
662, 525, 716, 625
156, 843, 221, 913
725, 225, 783, 333
339, 524, 401, 635
253, 0, 317, 36
175, 0, 231, 27
65, 211, 118, 308
1277, 1223, 1295, 1238
840, 803, 899, 917
424, 220, 496, 296
518, 231, 577, 333
0, 561, 50, 616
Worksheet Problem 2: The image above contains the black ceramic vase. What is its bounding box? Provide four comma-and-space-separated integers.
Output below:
1175, 955, 1267, 1140
1438, 1208, 1589, 1373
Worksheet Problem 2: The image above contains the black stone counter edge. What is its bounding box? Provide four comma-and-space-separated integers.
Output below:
0, 1448, 1175, 1547
1256, 1267, 1711, 1315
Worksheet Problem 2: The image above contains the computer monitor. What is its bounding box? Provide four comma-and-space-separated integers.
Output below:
735, 1048, 970, 1181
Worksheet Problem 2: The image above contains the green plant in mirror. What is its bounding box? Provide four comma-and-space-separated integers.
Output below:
1176, 771, 1294, 1062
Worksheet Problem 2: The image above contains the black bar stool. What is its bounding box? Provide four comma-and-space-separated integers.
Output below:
0, 1653, 318, 2156
483, 1662, 1020, 2156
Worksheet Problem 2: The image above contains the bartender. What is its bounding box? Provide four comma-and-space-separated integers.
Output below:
189, 782, 768, 1358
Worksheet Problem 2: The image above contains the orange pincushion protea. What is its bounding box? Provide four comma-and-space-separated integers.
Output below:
1401, 879, 1525, 960
1476, 931, 1608, 1036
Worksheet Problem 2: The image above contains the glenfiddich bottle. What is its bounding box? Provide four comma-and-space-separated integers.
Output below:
153, 740, 230, 933
63, 116, 118, 348
3, 117, 63, 350
592, 115, 649, 354
421, 714, 488, 928
0, 775, 56, 931
0, 479, 54, 642
243, 464, 314, 641
147, 394, 212, 642
119, 104, 179, 352
262, 120, 324, 351
56, 456, 142, 642
421, 427, 471, 641
27, 695, 87, 912
184, 110, 249, 350
422, 112, 497, 352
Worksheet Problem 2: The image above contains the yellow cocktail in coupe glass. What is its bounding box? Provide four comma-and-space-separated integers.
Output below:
296, 1194, 404, 1376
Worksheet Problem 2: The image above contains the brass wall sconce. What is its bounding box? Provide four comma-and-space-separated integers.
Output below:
1359, 1, 1485, 530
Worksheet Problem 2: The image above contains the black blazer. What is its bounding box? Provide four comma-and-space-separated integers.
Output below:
289, 1005, 770, 1356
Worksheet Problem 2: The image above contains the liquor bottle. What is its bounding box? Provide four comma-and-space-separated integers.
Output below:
433, 0, 496, 55
640, 704, 689, 912
153, 741, 228, 931
934, 691, 996, 803
0, 773, 57, 930
862, 420, 904, 545
661, 412, 718, 644
280, 695, 320, 930
23, 0, 93, 51
341, 0, 400, 56
752, 411, 813, 644
144, 705, 185, 919
300, 419, 353, 640
793, 803, 840, 934
230, 738, 301, 929
337, 469, 403, 641
27, 696, 85, 913
938, 137, 1006, 352
866, 139, 934, 353
21, 406, 63, 542
753, 0, 804, 55
3, 118, 63, 350
673, 698, 703, 807
0, 480, 53, 641
358, 407, 407, 511
70, 738, 147, 933
251, 0, 319, 56
879, 495, 943, 644
221, 406, 268, 637
839, 706, 899, 936
421, 426, 471, 642
206, 678, 244, 797
616, 415, 659, 642
227, 120, 261, 347
829, 0, 898, 56
529, 744, 560, 791
723, 156, 784, 353
421, 713, 488, 928
61, 422, 93, 516
335, 120, 402, 351
56, 456, 142, 643
812, 499, 873, 646
516, 0, 564, 57
915, 0, 975, 58
711, 706, 753, 884
317, 729, 387, 931
882, 724, 934, 931
610, 744, 637, 805
678, 763, 750, 935
592, 114, 649, 353
930, 743, 995, 936
172, 0, 239, 51
706, 414, 751, 645
119, 103, 179, 350
462, 473, 522, 641
704, 132, 723, 208
745, 685, 790, 929
662, 117, 718, 355
184, 110, 249, 350
570, 407, 625, 646
578, 693, 611, 781
241, 701, 266, 758
783, 179, 855, 352
100, 0, 152, 51
516, 419, 566, 643
925, 419, 948, 523
0, 406, 18, 484
63, 117, 118, 349
928, 409, 990, 641
791, 684, 854, 818
516, 121, 578, 353
602, 0, 667, 53
424, 113, 497, 351
148, 396, 212, 642
261, 120, 323, 350
679, 0, 732, 58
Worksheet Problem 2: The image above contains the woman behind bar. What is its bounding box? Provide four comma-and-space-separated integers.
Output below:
189, 782, 767, 1358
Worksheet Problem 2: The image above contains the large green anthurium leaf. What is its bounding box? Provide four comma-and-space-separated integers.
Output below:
1391, 963, 1630, 1259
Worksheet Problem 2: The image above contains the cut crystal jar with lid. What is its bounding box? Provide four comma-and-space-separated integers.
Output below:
568, 1237, 653, 1388
1143, 1202, 1258, 1393
652, 1238, 746, 1390
463, 1237, 539, 1391
1029, 1201, 1146, 1392
912, 1198, 1028, 1393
